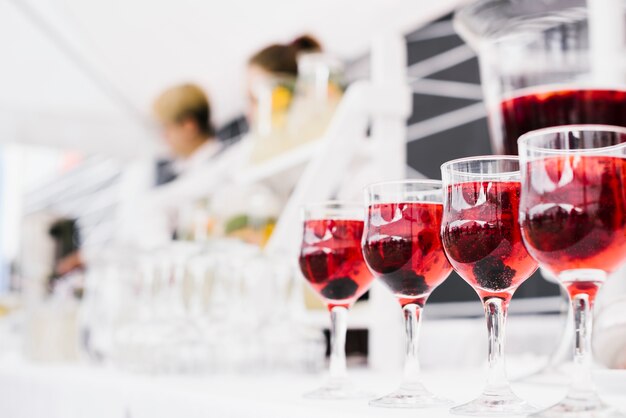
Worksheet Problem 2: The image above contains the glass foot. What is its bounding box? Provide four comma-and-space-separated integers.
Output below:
530, 392, 625, 418
369, 382, 451, 409
451, 387, 535, 416
303, 379, 371, 400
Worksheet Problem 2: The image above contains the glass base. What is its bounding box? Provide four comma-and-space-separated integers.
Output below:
530, 392, 625, 418
303, 379, 371, 400
451, 387, 535, 416
369, 382, 451, 409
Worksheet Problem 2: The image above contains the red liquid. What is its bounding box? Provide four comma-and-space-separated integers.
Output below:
520, 156, 626, 279
299, 219, 374, 310
494, 89, 626, 155
566, 281, 601, 306
441, 181, 538, 300
362, 202, 452, 307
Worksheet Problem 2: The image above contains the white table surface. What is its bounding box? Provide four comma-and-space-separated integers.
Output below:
1, 355, 625, 418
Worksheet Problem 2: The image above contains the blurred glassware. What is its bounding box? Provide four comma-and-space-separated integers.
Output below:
209, 243, 325, 373
210, 184, 280, 247
249, 53, 345, 164
79, 238, 322, 375
0, 293, 21, 320
289, 52, 344, 145
174, 197, 215, 243
110, 242, 210, 373
455, 0, 626, 156
24, 273, 82, 362
249, 74, 296, 163
0, 305, 21, 359
78, 247, 141, 363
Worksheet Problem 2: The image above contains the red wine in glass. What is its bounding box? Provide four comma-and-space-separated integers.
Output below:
299, 219, 373, 309
441, 181, 538, 299
520, 155, 626, 298
363, 180, 452, 408
441, 157, 537, 415
298, 203, 374, 400
518, 126, 626, 417
493, 88, 626, 155
363, 202, 452, 307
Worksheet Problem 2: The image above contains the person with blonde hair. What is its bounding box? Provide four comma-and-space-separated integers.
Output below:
153, 83, 222, 179
56, 83, 222, 274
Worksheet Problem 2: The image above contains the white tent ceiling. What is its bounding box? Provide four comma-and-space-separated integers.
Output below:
0, 0, 462, 157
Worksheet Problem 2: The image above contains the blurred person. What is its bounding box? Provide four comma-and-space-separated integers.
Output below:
246, 35, 321, 122
246, 36, 373, 358
153, 83, 222, 179
56, 84, 222, 275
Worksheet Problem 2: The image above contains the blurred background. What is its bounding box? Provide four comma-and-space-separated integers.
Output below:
0, 1, 625, 415
0, 0, 576, 367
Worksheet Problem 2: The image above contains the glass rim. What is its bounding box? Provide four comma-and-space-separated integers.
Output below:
440, 155, 520, 178
518, 124, 626, 154
365, 179, 443, 205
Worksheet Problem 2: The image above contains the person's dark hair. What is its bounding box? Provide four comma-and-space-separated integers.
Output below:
249, 34, 322, 76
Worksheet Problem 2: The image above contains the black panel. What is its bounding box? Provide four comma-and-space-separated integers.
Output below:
428, 271, 476, 303
427, 57, 482, 84
407, 35, 465, 64
435, 12, 454, 23
407, 118, 491, 179
323, 329, 368, 358
512, 271, 560, 299
216, 116, 248, 141
408, 94, 478, 125
429, 270, 560, 304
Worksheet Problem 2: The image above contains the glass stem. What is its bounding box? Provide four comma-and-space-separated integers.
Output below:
483, 297, 510, 394
329, 306, 348, 382
547, 287, 575, 368
402, 303, 423, 386
569, 292, 595, 396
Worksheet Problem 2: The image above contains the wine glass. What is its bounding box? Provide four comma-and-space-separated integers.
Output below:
298, 201, 375, 399
440, 156, 538, 416
362, 180, 453, 408
518, 125, 626, 417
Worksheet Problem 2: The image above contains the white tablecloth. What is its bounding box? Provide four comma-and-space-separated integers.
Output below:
2, 356, 625, 418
